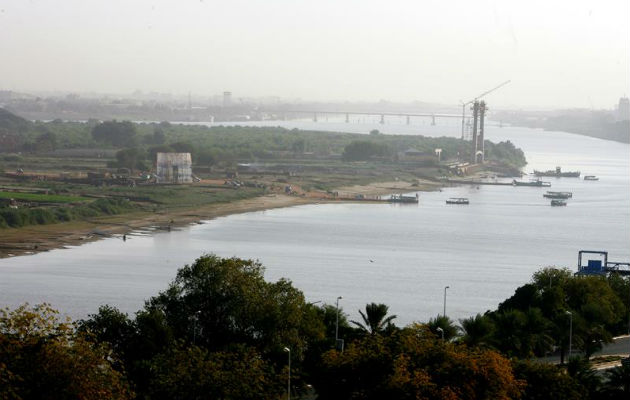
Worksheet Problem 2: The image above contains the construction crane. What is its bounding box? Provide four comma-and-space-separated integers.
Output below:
461, 80, 511, 139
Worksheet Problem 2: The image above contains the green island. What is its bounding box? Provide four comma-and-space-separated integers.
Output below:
1, 254, 629, 399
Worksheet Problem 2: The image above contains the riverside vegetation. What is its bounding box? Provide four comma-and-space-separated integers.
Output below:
1, 255, 629, 399
1, 108, 526, 230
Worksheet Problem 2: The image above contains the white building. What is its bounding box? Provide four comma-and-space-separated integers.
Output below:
156, 152, 192, 183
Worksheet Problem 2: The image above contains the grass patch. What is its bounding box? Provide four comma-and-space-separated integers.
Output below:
0, 198, 135, 228
0, 191, 89, 203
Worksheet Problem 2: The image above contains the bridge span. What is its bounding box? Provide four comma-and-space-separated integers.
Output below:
262, 109, 462, 125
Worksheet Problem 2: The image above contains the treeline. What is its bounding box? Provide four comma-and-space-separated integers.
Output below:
0, 109, 527, 169
1, 254, 628, 399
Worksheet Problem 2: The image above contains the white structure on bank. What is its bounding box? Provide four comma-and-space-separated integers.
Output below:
156, 152, 192, 183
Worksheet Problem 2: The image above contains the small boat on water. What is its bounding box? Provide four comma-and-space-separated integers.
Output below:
584, 175, 599, 181
446, 197, 469, 205
534, 166, 580, 178
543, 191, 573, 199
551, 199, 567, 206
389, 194, 419, 204
512, 178, 551, 187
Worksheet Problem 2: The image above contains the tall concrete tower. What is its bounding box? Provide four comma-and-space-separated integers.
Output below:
471, 101, 479, 163
617, 97, 629, 121
223, 91, 232, 108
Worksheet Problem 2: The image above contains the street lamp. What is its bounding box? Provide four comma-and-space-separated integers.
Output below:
283, 347, 291, 400
335, 296, 343, 343
565, 311, 573, 358
443, 286, 450, 317
436, 327, 444, 341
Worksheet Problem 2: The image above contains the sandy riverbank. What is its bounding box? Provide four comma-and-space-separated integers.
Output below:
0, 180, 437, 259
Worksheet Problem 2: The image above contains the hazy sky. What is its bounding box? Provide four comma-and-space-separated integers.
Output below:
0, 0, 628, 108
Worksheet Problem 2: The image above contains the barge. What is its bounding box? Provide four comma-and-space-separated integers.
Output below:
512, 178, 551, 187
534, 166, 580, 178
543, 191, 573, 199
446, 197, 469, 205
389, 194, 419, 204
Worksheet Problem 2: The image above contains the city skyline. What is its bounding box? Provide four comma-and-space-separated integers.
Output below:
0, 0, 628, 109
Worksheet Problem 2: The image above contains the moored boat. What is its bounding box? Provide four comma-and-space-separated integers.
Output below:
389, 194, 419, 204
584, 175, 599, 181
512, 178, 551, 187
551, 199, 567, 206
543, 191, 572, 199
446, 197, 469, 205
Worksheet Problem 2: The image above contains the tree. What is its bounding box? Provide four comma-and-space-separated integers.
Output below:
115, 147, 146, 171
0, 304, 133, 400
427, 314, 459, 341
144, 255, 324, 355
147, 343, 278, 400
460, 313, 495, 347
34, 130, 57, 152
351, 303, 397, 335
512, 360, 583, 400
317, 324, 523, 400
342, 140, 389, 161
91, 120, 138, 147
602, 363, 630, 398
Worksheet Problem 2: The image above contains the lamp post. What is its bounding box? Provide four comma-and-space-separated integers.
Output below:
335, 296, 342, 343
565, 311, 573, 358
436, 327, 444, 341
443, 286, 450, 317
283, 347, 291, 400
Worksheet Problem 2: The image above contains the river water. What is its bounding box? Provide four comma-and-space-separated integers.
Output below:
1, 119, 628, 326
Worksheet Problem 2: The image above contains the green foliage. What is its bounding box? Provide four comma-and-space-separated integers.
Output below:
512, 360, 584, 400
80, 255, 325, 399
0, 191, 89, 203
460, 313, 495, 347
487, 268, 628, 362
92, 120, 138, 147
0, 198, 134, 228
147, 344, 276, 400
351, 303, 397, 335
427, 314, 459, 341
317, 324, 523, 400
485, 140, 527, 168
342, 140, 390, 161
34, 130, 57, 152
115, 147, 146, 171
0, 304, 133, 400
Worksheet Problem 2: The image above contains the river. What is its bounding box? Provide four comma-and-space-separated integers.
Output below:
0, 119, 628, 326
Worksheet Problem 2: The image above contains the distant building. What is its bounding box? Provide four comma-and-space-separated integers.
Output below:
156, 152, 192, 183
617, 97, 629, 121
223, 91, 232, 108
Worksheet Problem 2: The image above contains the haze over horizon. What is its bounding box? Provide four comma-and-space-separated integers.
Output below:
1, 0, 628, 109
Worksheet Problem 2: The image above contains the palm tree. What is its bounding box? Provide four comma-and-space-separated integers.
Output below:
350, 303, 397, 335
428, 315, 459, 341
460, 313, 494, 347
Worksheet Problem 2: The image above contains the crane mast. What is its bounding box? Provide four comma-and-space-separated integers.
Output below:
460, 80, 510, 164
461, 80, 511, 140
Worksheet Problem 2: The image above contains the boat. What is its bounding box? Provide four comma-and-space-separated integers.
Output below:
512, 178, 551, 187
446, 197, 469, 205
534, 166, 580, 178
584, 175, 599, 181
551, 199, 567, 206
543, 191, 573, 199
389, 194, 419, 204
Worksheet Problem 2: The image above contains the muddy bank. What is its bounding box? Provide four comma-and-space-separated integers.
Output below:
0, 180, 437, 259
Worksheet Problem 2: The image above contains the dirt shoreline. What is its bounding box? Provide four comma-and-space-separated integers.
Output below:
0, 180, 436, 259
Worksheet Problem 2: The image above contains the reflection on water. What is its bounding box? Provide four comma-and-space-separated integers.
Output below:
1, 123, 628, 325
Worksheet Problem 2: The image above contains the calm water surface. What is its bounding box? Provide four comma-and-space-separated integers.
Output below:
1, 121, 628, 325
